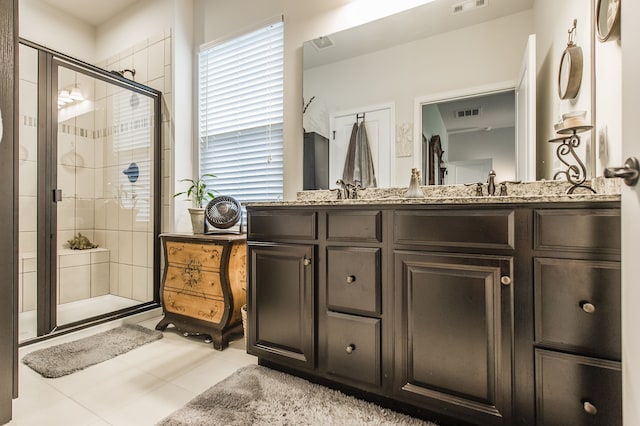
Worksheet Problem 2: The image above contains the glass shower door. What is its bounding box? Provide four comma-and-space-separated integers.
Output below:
54, 62, 157, 328
17, 39, 160, 343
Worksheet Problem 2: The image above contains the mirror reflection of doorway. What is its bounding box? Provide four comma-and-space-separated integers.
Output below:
18, 41, 161, 343
421, 90, 516, 185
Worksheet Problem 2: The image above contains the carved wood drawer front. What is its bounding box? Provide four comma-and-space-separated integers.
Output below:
535, 349, 621, 426
165, 241, 223, 271
394, 210, 515, 250
164, 265, 223, 298
327, 247, 381, 315
534, 209, 621, 254
326, 210, 382, 242
249, 210, 316, 240
163, 289, 225, 324
326, 311, 381, 387
534, 258, 621, 360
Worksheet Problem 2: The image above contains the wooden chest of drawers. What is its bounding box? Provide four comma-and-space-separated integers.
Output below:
156, 233, 246, 350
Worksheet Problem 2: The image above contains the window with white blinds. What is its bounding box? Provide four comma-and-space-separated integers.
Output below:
198, 20, 284, 204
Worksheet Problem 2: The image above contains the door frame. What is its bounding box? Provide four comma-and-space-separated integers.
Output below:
329, 102, 396, 188
0, 0, 18, 422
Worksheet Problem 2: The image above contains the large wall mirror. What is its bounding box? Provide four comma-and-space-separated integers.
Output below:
302, 0, 588, 189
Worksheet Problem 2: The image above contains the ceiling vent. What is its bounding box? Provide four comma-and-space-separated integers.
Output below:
452, 0, 487, 15
311, 36, 334, 50
454, 107, 481, 118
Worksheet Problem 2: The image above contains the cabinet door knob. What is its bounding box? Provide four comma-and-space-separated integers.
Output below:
583, 401, 598, 415
500, 276, 512, 286
346, 275, 356, 284
345, 344, 356, 354
303, 258, 311, 266
580, 301, 596, 313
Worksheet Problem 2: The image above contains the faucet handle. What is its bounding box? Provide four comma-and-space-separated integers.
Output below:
352, 182, 365, 199
465, 182, 484, 196
497, 181, 522, 196
331, 188, 343, 200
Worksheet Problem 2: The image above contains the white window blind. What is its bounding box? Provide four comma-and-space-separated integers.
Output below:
198, 20, 284, 204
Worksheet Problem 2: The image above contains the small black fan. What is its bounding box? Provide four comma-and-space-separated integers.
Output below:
204, 195, 243, 234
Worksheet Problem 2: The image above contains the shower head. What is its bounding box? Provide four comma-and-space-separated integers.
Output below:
110, 69, 136, 80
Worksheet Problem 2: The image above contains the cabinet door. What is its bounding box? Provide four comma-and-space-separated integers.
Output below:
394, 251, 513, 426
247, 243, 315, 369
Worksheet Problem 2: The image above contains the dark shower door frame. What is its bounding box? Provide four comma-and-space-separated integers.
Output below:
21, 39, 163, 342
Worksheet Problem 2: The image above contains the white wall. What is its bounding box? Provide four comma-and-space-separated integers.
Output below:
533, 0, 593, 180
19, 0, 96, 62
95, 0, 175, 61
594, 31, 622, 172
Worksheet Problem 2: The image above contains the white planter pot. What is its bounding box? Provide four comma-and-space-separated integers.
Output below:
188, 207, 206, 234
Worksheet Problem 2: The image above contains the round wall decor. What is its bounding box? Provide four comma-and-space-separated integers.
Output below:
558, 20, 583, 100
558, 44, 583, 100
596, 0, 621, 42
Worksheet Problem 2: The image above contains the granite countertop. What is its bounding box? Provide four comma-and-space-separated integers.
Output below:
245, 178, 621, 207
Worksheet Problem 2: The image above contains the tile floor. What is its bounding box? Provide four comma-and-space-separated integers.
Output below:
9, 310, 257, 425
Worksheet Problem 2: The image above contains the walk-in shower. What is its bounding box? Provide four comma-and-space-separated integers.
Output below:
18, 40, 161, 343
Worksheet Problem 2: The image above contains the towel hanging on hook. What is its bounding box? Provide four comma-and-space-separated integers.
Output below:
342, 112, 377, 188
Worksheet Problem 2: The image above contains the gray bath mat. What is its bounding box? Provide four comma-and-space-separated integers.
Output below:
22, 324, 163, 378
157, 364, 435, 425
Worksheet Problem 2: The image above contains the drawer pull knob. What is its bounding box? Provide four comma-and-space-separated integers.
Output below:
580, 301, 596, 314
583, 401, 598, 415
500, 276, 512, 286
345, 344, 356, 354
303, 258, 311, 266
346, 275, 356, 284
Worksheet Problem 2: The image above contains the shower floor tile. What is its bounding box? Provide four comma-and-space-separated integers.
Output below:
19, 294, 146, 342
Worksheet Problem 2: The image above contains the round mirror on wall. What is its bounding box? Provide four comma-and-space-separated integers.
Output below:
596, 0, 621, 42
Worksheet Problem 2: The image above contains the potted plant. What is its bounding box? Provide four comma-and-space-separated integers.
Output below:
174, 173, 217, 234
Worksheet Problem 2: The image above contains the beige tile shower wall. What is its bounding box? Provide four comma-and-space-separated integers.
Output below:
94, 30, 173, 303
17, 33, 171, 309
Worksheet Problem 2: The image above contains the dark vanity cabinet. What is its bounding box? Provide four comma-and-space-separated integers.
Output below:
533, 208, 622, 426
246, 201, 621, 426
393, 210, 515, 425
322, 210, 386, 392
246, 210, 316, 370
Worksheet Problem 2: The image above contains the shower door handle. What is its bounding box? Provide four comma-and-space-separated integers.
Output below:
53, 189, 63, 202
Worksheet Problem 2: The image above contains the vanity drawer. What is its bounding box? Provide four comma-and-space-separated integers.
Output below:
534, 258, 621, 360
327, 210, 382, 242
535, 349, 621, 426
326, 312, 381, 386
534, 209, 620, 254
248, 210, 316, 240
394, 210, 514, 250
327, 247, 381, 315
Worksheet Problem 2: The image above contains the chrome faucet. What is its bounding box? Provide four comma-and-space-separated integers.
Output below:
335, 179, 364, 200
